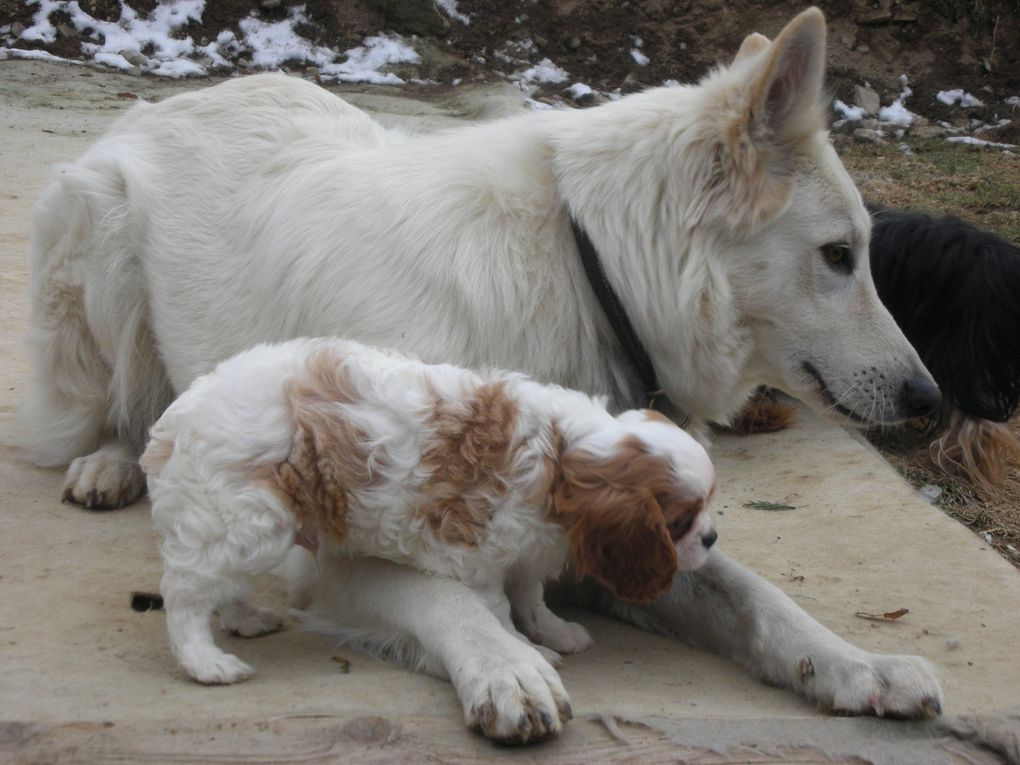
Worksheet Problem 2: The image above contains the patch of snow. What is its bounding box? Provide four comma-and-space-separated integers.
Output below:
0, 46, 79, 64
937, 89, 984, 108
93, 51, 135, 71
524, 98, 553, 110
435, 0, 470, 25
1007, 96, 1020, 109
833, 99, 865, 121
947, 136, 1018, 150
521, 57, 568, 85
663, 79, 681, 88
321, 33, 419, 85
879, 100, 917, 126
20, 0, 62, 43
238, 6, 334, 69
566, 82, 593, 99
630, 49, 649, 66
878, 74, 919, 126
150, 57, 206, 77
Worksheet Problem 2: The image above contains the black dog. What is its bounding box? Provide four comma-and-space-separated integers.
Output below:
868, 203, 1020, 490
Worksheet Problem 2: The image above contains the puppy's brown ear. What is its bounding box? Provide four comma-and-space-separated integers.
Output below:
732, 32, 770, 64
553, 442, 678, 603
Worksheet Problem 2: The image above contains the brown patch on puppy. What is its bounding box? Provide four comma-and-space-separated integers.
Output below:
419, 381, 521, 547
254, 347, 374, 545
550, 436, 704, 603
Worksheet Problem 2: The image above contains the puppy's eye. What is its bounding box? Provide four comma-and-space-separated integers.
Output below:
667, 517, 693, 540
820, 242, 853, 273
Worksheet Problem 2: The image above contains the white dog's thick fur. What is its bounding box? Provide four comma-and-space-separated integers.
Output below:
142, 337, 715, 739
24, 7, 943, 738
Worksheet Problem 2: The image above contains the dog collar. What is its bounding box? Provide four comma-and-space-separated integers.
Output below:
569, 216, 690, 428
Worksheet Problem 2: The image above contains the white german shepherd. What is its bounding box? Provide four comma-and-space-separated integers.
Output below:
23, 7, 943, 741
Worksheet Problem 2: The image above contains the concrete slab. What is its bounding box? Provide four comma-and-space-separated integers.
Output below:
1, 61, 1018, 763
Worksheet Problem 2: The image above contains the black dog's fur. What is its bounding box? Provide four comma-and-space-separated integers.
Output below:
867, 203, 1020, 488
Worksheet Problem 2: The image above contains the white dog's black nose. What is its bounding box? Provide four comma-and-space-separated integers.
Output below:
902, 375, 941, 418
701, 529, 718, 549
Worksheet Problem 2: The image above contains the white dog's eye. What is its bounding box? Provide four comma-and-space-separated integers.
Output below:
820, 242, 853, 273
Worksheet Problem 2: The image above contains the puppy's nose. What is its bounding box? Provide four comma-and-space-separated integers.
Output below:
901, 375, 941, 418
700, 529, 718, 549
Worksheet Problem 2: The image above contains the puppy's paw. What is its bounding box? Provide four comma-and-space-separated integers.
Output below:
220, 603, 283, 638
182, 649, 255, 685
533, 619, 593, 655
800, 650, 943, 719
63, 446, 146, 509
456, 643, 572, 744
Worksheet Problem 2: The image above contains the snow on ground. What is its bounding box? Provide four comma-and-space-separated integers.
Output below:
833, 100, 865, 121
3, 0, 419, 83
877, 75, 919, 126
520, 57, 569, 85
937, 89, 984, 108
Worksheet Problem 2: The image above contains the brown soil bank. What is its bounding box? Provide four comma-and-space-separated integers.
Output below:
3, 1, 1019, 136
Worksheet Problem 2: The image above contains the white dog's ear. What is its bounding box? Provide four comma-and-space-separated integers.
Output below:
732, 32, 770, 64
715, 7, 827, 227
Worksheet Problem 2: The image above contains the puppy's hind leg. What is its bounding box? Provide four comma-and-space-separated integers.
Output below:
163, 570, 255, 685
506, 577, 593, 655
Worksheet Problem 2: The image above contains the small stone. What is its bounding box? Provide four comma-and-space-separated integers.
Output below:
912, 124, 946, 139
853, 128, 886, 144
11, 21, 24, 37
853, 84, 881, 115
261, 0, 282, 8
857, 118, 879, 130
56, 22, 77, 39
566, 35, 581, 50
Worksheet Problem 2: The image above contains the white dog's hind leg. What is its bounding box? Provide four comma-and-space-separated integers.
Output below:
575, 551, 944, 719
301, 556, 573, 743
62, 441, 146, 509
506, 578, 593, 655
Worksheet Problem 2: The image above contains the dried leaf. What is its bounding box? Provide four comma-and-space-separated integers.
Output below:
743, 500, 797, 511
855, 608, 909, 622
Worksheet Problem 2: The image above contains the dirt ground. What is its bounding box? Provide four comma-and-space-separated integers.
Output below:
3, 0, 1020, 139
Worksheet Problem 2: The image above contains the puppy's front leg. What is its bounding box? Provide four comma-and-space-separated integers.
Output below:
303, 556, 573, 743
574, 550, 944, 718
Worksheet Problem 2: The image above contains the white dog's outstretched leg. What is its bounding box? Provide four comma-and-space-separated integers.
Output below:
301, 556, 573, 744
574, 551, 944, 719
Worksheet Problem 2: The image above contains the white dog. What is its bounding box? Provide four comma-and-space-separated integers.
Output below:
23, 7, 943, 741
141, 337, 716, 739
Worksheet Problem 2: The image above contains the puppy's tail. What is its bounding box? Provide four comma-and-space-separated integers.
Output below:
928, 412, 1020, 494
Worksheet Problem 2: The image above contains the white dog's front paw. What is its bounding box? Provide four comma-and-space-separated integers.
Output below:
181, 648, 255, 685
456, 644, 573, 744
219, 602, 283, 638
799, 650, 943, 719
62, 445, 146, 509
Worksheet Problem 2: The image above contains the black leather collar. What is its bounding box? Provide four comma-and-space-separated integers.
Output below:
569, 216, 689, 426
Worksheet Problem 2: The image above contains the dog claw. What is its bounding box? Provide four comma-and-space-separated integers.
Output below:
868, 694, 885, 718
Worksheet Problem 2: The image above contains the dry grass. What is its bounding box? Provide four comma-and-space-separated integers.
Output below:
838, 140, 1020, 569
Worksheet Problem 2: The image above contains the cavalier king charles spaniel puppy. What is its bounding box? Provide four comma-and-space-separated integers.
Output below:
141, 338, 716, 685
